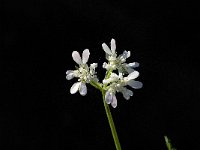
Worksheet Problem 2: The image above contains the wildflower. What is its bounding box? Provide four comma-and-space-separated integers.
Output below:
102, 39, 139, 74
103, 71, 143, 107
66, 49, 98, 96
66, 38, 142, 108
65, 38, 143, 150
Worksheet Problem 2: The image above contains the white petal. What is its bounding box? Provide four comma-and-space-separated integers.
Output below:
66, 72, 74, 80
105, 91, 112, 104
102, 62, 107, 68
122, 51, 131, 59
128, 62, 139, 68
72, 70, 79, 77
66, 70, 73, 75
82, 49, 90, 64
127, 71, 139, 80
126, 89, 133, 96
123, 92, 130, 100
102, 43, 112, 55
120, 87, 132, 100
118, 72, 123, 79
70, 82, 81, 94
103, 79, 109, 84
110, 73, 119, 78
90, 63, 97, 69
72, 51, 82, 64
111, 94, 117, 108
103, 74, 118, 84
124, 92, 131, 100
111, 39, 116, 53
89, 63, 97, 75
128, 80, 143, 89
79, 82, 87, 96
127, 67, 135, 74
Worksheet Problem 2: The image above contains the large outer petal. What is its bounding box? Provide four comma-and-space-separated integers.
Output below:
111, 39, 116, 53
70, 82, 81, 94
127, 71, 139, 80
102, 43, 112, 55
79, 82, 87, 96
72, 51, 82, 64
66, 70, 74, 80
128, 80, 143, 89
82, 49, 90, 64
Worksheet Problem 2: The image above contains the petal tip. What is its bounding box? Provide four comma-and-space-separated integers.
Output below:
72, 51, 82, 64
82, 49, 90, 64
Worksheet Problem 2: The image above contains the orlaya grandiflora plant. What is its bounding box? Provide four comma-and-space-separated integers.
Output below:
66, 39, 143, 150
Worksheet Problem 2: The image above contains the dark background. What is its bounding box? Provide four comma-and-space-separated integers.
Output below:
2, 0, 200, 149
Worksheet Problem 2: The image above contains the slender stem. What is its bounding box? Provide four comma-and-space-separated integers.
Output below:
164, 136, 176, 150
90, 69, 122, 149
102, 90, 122, 150
90, 80, 102, 90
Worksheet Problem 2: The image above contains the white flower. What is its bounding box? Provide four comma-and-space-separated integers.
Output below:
102, 39, 139, 74
103, 71, 143, 108
66, 49, 98, 96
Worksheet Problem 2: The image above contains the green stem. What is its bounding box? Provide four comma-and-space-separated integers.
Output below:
105, 69, 113, 79
90, 80, 102, 90
102, 90, 122, 150
90, 69, 121, 150
164, 136, 176, 150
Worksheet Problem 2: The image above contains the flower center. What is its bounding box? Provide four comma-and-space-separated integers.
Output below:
78, 65, 90, 82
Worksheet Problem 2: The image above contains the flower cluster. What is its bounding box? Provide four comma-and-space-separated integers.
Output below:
66, 49, 98, 96
66, 39, 142, 108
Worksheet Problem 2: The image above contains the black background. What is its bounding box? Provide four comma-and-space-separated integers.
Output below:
2, 0, 200, 149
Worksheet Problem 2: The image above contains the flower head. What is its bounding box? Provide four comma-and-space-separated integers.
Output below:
102, 39, 139, 74
66, 38, 142, 108
66, 49, 98, 96
103, 71, 142, 108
